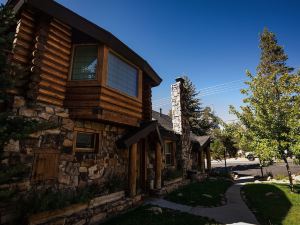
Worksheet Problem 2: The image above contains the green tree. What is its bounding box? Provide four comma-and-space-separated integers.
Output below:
230, 29, 300, 191
210, 138, 226, 161
182, 76, 219, 135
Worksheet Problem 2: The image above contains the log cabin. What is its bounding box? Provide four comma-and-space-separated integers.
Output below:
4, 0, 167, 199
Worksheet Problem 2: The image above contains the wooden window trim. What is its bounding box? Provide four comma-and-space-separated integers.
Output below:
105, 48, 143, 102
74, 131, 98, 153
68, 43, 101, 85
164, 140, 174, 166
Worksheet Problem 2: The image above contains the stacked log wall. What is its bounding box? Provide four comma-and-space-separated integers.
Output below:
11, 9, 36, 95
30, 18, 72, 106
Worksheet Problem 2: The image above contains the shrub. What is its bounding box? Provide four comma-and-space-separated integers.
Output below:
0, 188, 16, 202
103, 174, 126, 193
274, 174, 287, 180
163, 168, 183, 181
0, 164, 30, 185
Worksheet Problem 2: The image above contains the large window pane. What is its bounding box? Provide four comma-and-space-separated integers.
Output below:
107, 52, 138, 97
71, 45, 98, 80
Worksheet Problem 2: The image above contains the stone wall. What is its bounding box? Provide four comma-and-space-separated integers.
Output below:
27, 191, 142, 225
2, 95, 128, 190
71, 120, 128, 190
155, 178, 190, 196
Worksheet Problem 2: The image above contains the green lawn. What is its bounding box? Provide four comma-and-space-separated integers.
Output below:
102, 205, 222, 225
164, 178, 233, 207
243, 183, 300, 225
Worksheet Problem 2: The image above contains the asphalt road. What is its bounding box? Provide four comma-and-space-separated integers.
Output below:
211, 158, 300, 177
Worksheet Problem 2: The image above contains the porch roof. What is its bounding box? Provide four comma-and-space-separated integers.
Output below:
117, 121, 163, 148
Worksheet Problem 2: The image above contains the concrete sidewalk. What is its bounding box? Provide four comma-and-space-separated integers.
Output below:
149, 176, 259, 225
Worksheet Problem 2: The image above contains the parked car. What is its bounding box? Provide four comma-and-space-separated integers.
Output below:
245, 152, 255, 161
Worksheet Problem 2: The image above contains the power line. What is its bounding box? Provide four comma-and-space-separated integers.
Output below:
153, 85, 242, 106
199, 84, 243, 96
198, 79, 244, 91
153, 84, 243, 105
153, 79, 246, 103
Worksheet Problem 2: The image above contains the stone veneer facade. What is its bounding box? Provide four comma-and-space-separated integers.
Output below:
171, 78, 192, 171
2, 95, 128, 190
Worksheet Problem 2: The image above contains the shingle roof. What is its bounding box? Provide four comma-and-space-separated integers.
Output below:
190, 133, 210, 146
152, 110, 210, 147
152, 110, 174, 132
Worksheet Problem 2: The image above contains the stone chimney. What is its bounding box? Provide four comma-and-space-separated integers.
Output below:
171, 77, 191, 171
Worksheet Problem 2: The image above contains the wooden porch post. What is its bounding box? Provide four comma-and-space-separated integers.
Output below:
198, 149, 205, 173
141, 138, 147, 191
155, 142, 162, 189
129, 143, 137, 197
206, 148, 211, 172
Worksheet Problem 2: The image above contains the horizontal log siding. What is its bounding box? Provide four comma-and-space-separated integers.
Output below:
31, 18, 71, 106
65, 85, 142, 126
12, 10, 36, 93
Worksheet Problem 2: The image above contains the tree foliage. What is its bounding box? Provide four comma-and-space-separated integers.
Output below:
230, 28, 300, 191
182, 76, 219, 135
210, 122, 239, 160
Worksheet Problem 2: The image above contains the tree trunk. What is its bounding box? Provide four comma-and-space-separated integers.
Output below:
283, 155, 294, 192
259, 159, 264, 177
224, 149, 227, 172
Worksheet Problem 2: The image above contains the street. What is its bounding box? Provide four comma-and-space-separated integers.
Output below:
211, 158, 300, 177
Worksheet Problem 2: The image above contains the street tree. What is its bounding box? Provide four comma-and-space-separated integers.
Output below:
230, 29, 300, 191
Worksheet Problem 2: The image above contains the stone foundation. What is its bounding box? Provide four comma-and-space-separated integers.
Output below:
153, 178, 190, 196
27, 191, 142, 225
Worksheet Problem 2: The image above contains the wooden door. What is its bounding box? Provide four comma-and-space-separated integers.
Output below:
32, 149, 59, 182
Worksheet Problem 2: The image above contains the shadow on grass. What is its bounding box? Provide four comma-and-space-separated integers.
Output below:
212, 163, 260, 173
243, 183, 300, 225
164, 178, 233, 207
101, 205, 221, 225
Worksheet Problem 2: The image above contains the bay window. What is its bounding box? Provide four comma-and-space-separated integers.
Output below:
107, 52, 138, 97
71, 45, 98, 80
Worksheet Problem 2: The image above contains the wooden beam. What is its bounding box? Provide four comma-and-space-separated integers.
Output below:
172, 142, 176, 167
155, 142, 162, 189
140, 138, 147, 191
199, 149, 205, 173
205, 148, 211, 172
129, 143, 137, 197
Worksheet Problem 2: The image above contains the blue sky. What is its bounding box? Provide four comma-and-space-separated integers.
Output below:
4, 0, 300, 121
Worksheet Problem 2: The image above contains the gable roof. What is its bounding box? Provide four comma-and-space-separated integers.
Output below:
152, 110, 174, 132
152, 110, 211, 147
8, 0, 162, 86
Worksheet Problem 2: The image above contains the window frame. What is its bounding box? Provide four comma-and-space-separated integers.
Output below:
106, 49, 141, 99
69, 44, 100, 82
74, 131, 98, 153
164, 141, 174, 166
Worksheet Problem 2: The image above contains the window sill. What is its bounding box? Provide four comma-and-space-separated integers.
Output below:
67, 80, 101, 87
